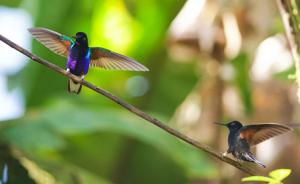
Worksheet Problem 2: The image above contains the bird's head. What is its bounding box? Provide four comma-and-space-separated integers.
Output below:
215, 121, 243, 131
74, 32, 88, 46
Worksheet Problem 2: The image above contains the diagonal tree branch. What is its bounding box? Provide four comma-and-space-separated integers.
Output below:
0, 34, 256, 175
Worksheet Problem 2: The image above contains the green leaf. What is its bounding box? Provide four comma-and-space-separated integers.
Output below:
274, 66, 296, 81
269, 182, 281, 184
242, 176, 275, 183
231, 53, 253, 115
0, 0, 22, 7
288, 74, 296, 80
54, 161, 113, 184
269, 169, 291, 182
1, 100, 216, 179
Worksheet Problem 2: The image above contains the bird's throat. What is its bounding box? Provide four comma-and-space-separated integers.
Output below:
71, 43, 88, 59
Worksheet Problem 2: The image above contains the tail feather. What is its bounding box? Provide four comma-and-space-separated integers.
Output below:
68, 79, 82, 94
244, 153, 266, 168
253, 159, 266, 168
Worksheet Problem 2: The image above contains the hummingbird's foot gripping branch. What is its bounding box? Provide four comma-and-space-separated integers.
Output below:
0, 34, 257, 175
222, 152, 228, 158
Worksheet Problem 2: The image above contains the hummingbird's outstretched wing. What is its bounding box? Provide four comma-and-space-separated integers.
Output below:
28, 28, 74, 57
239, 123, 292, 146
90, 47, 149, 71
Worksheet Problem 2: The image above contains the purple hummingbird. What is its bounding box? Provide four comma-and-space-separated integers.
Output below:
28, 28, 149, 94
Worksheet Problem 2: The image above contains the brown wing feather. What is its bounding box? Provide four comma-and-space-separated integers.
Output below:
90, 47, 149, 71
239, 123, 292, 146
28, 28, 73, 57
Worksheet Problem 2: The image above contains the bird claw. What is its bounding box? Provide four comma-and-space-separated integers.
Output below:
222, 152, 228, 158
80, 75, 85, 81
66, 68, 70, 74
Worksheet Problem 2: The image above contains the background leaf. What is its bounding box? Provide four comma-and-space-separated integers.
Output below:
0, 100, 216, 182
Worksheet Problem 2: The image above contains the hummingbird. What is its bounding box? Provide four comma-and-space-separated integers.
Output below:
216, 121, 292, 168
28, 28, 149, 94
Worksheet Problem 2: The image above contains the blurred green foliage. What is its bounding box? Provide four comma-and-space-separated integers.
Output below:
231, 53, 253, 115
1, 0, 216, 183
1, 101, 216, 183
0, 0, 21, 7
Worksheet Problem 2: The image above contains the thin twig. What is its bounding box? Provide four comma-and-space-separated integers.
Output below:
277, 0, 300, 101
0, 34, 256, 175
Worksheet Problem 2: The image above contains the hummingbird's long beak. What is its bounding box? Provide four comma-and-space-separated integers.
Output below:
214, 122, 226, 126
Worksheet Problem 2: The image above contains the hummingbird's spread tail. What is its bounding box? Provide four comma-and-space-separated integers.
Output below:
68, 79, 82, 94
243, 152, 266, 168
253, 158, 266, 168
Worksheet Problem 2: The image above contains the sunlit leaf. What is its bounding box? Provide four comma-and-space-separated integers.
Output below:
241, 176, 275, 183
274, 66, 295, 81
269, 169, 291, 182
91, 0, 137, 52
